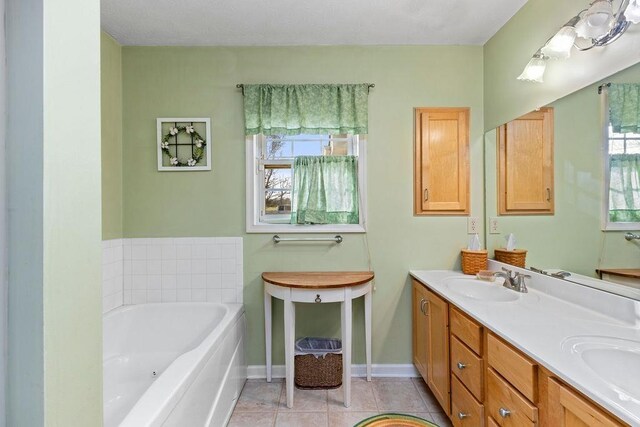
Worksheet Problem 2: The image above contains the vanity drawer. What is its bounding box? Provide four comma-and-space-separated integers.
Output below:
450, 306, 482, 354
451, 336, 483, 401
487, 333, 537, 402
451, 375, 484, 427
487, 368, 537, 427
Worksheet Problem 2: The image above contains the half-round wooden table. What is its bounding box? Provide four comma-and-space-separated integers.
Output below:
263, 271, 374, 408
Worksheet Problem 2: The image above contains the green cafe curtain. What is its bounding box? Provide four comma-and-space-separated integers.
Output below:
609, 83, 640, 134
609, 154, 640, 222
291, 156, 359, 224
243, 84, 369, 135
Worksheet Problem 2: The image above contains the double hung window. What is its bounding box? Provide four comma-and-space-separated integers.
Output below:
247, 133, 366, 232
603, 83, 640, 230
242, 83, 370, 233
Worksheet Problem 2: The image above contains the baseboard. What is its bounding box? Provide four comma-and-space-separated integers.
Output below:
247, 364, 419, 379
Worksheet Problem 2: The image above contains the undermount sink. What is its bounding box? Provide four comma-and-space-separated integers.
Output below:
562, 336, 640, 402
442, 277, 519, 302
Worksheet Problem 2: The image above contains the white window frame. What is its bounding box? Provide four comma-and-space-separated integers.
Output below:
246, 134, 367, 233
601, 88, 640, 231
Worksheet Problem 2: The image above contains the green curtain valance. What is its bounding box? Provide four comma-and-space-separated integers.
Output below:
609, 83, 640, 134
291, 155, 359, 225
242, 84, 369, 136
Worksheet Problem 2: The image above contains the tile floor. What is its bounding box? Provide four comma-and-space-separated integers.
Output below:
228, 377, 453, 427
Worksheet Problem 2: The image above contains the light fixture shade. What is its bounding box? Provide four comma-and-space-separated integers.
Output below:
541, 26, 577, 59
517, 55, 547, 83
625, 0, 640, 24
576, 0, 615, 38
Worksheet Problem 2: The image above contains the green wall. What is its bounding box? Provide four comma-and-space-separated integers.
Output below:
102, 33, 123, 240
121, 46, 485, 364
486, 62, 640, 276
43, 0, 103, 424
484, 0, 640, 131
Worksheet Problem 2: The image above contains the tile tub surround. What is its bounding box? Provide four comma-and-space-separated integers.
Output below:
102, 239, 124, 313
124, 237, 243, 305
102, 237, 243, 311
228, 377, 452, 427
410, 265, 640, 426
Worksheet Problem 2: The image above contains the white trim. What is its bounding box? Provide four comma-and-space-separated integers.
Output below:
247, 364, 419, 379
245, 135, 368, 234
156, 117, 212, 171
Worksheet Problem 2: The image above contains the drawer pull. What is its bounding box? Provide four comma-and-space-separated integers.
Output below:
499, 407, 511, 418
456, 361, 467, 370
457, 412, 470, 420
315, 294, 322, 303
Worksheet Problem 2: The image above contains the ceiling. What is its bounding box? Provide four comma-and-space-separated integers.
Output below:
102, 0, 528, 46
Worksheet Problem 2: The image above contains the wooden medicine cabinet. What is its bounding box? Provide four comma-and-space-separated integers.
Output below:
497, 107, 554, 215
414, 107, 470, 215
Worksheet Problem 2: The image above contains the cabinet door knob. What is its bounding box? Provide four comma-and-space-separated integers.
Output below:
546, 187, 551, 202
499, 407, 511, 418
315, 294, 322, 303
457, 361, 467, 370
424, 188, 429, 201
457, 412, 469, 420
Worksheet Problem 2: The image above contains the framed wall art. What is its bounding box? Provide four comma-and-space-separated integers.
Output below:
157, 118, 212, 171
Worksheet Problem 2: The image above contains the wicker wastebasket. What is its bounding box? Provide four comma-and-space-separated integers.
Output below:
294, 337, 342, 389
494, 248, 527, 268
460, 249, 488, 275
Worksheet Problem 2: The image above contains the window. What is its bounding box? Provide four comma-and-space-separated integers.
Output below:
603, 84, 640, 230
246, 134, 367, 233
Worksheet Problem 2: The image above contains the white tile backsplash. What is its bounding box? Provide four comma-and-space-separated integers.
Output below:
102, 239, 124, 313
102, 237, 243, 308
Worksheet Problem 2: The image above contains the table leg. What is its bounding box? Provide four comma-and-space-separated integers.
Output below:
284, 296, 295, 408
341, 288, 352, 407
264, 289, 272, 382
365, 287, 372, 382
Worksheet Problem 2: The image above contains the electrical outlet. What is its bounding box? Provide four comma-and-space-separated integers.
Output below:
489, 217, 500, 234
467, 216, 479, 234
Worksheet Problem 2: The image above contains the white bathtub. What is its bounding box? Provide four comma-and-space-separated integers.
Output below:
103, 303, 246, 427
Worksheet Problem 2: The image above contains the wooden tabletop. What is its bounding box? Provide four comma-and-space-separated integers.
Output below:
262, 271, 374, 289
596, 268, 640, 279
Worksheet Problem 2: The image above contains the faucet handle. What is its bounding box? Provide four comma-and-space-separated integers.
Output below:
501, 267, 513, 277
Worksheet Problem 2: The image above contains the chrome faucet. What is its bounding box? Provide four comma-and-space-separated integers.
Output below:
494, 267, 530, 293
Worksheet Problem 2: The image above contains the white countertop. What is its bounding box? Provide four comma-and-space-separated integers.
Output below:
410, 261, 640, 426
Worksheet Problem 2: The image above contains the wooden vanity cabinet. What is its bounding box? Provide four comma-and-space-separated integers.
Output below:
497, 108, 554, 215
547, 377, 624, 427
414, 107, 470, 215
450, 307, 485, 426
412, 280, 451, 414
412, 280, 628, 426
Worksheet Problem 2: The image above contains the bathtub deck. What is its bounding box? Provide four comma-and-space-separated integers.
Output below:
227, 377, 452, 427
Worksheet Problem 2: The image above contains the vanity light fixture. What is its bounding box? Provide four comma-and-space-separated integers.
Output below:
625, 0, 640, 23
519, 0, 635, 83
517, 52, 548, 82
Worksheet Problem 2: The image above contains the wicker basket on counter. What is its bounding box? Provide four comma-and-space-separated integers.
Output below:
494, 248, 527, 268
460, 249, 488, 275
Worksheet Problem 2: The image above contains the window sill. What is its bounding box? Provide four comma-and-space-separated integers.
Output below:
602, 222, 640, 231
246, 223, 366, 234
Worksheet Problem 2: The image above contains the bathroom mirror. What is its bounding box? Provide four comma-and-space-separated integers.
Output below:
484, 61, 640, 300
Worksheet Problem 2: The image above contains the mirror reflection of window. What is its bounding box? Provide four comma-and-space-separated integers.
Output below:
605, 84, 640, 228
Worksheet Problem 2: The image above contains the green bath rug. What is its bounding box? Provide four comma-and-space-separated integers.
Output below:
354, 413, 439, 427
